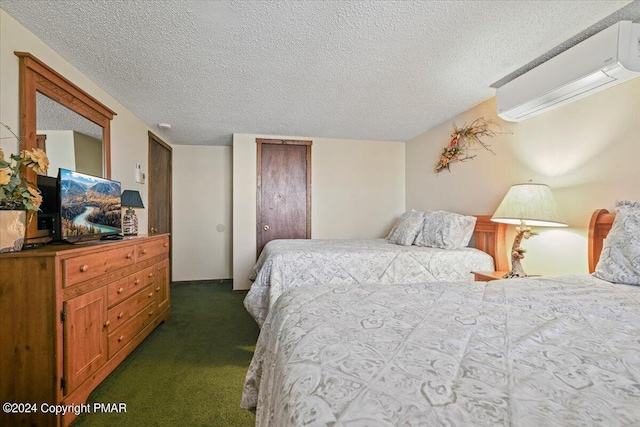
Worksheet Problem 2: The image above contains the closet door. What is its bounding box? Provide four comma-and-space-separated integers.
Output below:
256, 139, 311, 257
148, 132, 172, 236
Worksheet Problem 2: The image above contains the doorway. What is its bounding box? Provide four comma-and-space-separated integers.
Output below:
256, 139, 312, 257
148, 132, 172, 270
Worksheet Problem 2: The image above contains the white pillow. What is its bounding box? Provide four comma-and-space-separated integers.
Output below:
388, 211, 425, 246
385, 218, 401, 240
594, 200, 640, 285
414, 211, 477, 249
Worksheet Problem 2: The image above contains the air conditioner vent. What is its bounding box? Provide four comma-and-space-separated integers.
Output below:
496, 21, 640, 122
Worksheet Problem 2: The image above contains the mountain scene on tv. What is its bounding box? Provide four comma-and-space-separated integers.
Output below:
60, 170, 121, 237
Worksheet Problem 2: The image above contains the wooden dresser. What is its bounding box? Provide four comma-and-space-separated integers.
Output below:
0, 234, 170, 427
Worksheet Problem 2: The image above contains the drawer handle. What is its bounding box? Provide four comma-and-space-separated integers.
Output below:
148, 272, 154, 278
126, 252, 133, 259
117, 287, 124, 294
134, 279, 140, 285
155, 286, 160, 292
148, 310, 154, 316
118, 335, 124, 342
141, 249, 148, 255
79, 264, 89, 272
104, 320, 110, 328
163, 243, 168, 248
148, 292, 153, 298
117, 312, 124, 319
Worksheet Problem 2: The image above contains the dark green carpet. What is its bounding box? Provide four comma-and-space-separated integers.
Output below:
72, 280, 259, 427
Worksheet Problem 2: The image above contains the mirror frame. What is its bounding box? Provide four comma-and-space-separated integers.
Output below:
16, 51, 116, 239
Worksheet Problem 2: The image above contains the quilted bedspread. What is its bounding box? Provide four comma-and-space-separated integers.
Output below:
242, 275, 640, 426
243, 238, 494, 327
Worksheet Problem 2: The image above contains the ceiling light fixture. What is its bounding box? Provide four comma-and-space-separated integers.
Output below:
158, 123, 172, 129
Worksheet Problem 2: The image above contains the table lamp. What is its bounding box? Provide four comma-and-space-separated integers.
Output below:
491, 182, 567, 278
121, 190, 144, 236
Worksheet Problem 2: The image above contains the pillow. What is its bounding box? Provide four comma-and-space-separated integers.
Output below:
385, 218, 401, 240
388, 210, 425, 246
594, 200, 640, 285
414, 211, 477, 249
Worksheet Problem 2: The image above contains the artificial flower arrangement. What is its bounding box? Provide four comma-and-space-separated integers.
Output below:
0, 123, 49, 212
435, 117, 508, 173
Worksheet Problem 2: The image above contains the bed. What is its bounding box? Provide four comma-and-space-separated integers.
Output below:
244, 214, 508, 327
242, 206, 640, 426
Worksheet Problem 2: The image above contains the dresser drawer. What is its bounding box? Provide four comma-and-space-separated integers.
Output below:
107, 277, 130, 307
107, 266, 155, 308
63, 246, 136, 287
107, 285, 157, 331
108, 302, 156, 358
129, 266, 156, 291
136, 237, 169, 261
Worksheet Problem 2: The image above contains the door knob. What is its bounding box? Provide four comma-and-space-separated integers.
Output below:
263, 225, 270, 231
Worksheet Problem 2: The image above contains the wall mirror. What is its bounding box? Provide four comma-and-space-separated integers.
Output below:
16, 52, 116, 239
37, 92, 104, 178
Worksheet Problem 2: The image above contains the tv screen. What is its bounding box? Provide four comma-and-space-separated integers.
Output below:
59, 168, 122, 240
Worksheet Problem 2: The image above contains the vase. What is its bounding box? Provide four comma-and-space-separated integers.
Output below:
0, 210, 27, 253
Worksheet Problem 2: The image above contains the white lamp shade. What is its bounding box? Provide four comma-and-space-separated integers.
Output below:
491, 183, 567, 227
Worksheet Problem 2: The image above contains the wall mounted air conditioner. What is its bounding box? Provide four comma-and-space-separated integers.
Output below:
496, 21, 640, 122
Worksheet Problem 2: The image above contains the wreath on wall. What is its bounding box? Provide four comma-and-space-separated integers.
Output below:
435, 117, 509, 173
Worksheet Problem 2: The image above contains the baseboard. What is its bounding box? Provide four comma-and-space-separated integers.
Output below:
171, 278, 232, 286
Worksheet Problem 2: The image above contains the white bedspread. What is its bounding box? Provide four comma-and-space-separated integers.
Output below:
242, 275, 640, 426
243, 238, 494, 327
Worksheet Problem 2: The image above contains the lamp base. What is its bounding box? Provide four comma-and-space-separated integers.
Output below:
503, 221, 532, 279
122, 208, 138, 236
503, 267, 527, 279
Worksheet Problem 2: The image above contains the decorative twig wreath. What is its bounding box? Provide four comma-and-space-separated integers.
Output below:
435, 117, 509, 173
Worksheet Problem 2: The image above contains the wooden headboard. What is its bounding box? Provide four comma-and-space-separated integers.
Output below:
588, 209, 616, 273
473, 215, 508, 271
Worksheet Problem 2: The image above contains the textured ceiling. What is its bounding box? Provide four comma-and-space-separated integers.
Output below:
0, 0, 637, 146
37, 93, 103, 140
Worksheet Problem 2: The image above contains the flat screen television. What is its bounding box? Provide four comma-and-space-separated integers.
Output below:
58, 168, 122, 241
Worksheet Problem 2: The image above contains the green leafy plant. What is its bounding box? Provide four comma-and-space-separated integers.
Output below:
0, 122, 49, 211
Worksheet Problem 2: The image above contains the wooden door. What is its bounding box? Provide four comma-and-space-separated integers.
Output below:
256, 139, 312, 256
148, 133, 172, 282
148, 132, 172, 235
63, 287, 107, 394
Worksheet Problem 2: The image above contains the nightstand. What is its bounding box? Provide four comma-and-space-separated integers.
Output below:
472, 271, 510, 282
472, 271, 541, 282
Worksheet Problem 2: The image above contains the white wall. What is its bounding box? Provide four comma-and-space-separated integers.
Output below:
37, 130, 76, 176
233, 134, 405, 290
406, 77, 640, 275
35, 130, 102, 178
74, 131, 103, 177
0, 10, 184, 268
312, 138, 406, 239
172, 145, 232, 281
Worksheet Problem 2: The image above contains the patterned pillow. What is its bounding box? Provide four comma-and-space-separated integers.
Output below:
594, 200, 640, 285
385, 218, 401, 240
414, 211, 477, 249
388, 211, 425, 246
